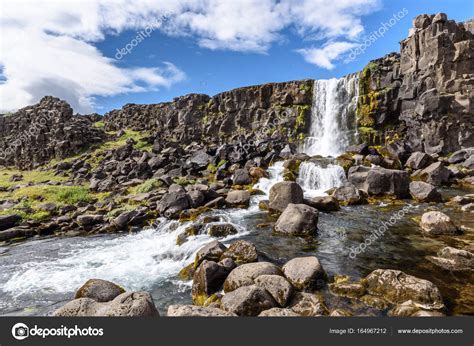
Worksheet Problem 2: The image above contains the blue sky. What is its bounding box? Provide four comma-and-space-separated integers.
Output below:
1, 0, 473, 114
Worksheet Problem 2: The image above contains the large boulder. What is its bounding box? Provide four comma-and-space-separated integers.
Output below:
223, 262, 283, 292
363, 269, 444, 310
221, 285, 278, 316
53, 292, 159, 316
269, 181, 304, 212
75, 279, 125, 302
405, 152, 432, 170
409, 181, 442, 202
419, 211, 458, 235
233, 169, 252, 185
167, 305, 236, 316
348, 166, 410, 198
255, 275, 294, 307
0, 214, 21, 231
225, 190, 250, 207
427, 246, 474, 271
220, 240, 258, 265
157, 191, 191, 218
448, 148, 474, 164
331, 183, 366, 205
282, 257, 326, 291
304, 196, 340, 212
274, 204, 318, 237
194, 240, 227, 268
419, 162, 451, 186
192, 260, 229, 305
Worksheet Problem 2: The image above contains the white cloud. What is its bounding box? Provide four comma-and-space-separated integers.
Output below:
297, 41, 359, 70
0, 0, 380, 113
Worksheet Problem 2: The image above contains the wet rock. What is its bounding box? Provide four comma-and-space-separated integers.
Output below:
0, 214, 21, 231
389, 300, 445, 317
0, 226, 35, 241
274, 203, 318, 237
194, 240, 227, 268
288, 292, 329, 316
258, 308, 299, 317
448, 148, 474, 164
224, 262, 283, 292
192, 260, 229, 305
167, 305, 236, 317
249, 167, 268, 179
363, 269, 444, 310
427, 246, 473, 271
221, 285, 278, 316
419, 162, 451, 186
282, 256, 326, 291
348, 165, 410, 198
54, 292, 159, 316
419, 211, 458, 235
329, 282, 366, 298
304, 195, 340, 212
449, 194, 474, 205
218, 258, 237, 273
269, 181, 304, 212
409, 181, 442, 202
461, 203, 474, 212
225, 190, 250, 207
207, 223, 238, 237
405, 152, 433, 170
255, 275, 294, 307
220, 240, 258, 265
331, 183, 366, 205
75, 279, 125, 302
233, 169, 251, 185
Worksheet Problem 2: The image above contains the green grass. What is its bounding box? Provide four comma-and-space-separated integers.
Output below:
0, 169, 67, 189
129, 178, 162, 194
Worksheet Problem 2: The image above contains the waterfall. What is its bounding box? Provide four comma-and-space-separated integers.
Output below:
302, 74, 359, 157
297, 161, 347, 196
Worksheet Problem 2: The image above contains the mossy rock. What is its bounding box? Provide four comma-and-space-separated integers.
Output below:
178, 263, 195, 281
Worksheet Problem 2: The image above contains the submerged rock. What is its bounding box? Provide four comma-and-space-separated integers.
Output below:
363, 269, 444, 310
274, 203, 318, 236
427, 246, 473, 271
54, 292, 159, 316
419, 211, 458, 235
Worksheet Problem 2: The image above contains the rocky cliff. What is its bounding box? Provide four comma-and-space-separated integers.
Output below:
358, 13, 474, 157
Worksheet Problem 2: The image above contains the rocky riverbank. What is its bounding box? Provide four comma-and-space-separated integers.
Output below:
0, 13, 473, 316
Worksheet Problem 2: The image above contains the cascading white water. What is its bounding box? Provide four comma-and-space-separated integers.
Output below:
302, 75, 359, 157
297, 161, 347, 196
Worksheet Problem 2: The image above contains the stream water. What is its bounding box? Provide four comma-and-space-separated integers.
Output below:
0, 77, 472, 316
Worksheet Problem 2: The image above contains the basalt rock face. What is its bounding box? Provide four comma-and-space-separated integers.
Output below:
103, 81, 313, 146
358, 13, 474, 155
0, 96, 105, 169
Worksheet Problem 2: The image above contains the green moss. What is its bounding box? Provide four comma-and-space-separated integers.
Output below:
173, 177, 196, 186
129, 178, 162, 194
299, 82, 312, 93
357, 62, 381, 128
295, 105, 309, 132
207, 163, 217, 174
358, 127, 380, 145
217, 159, 227, 168
93, 120, 105, 129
